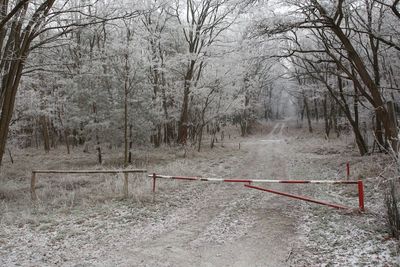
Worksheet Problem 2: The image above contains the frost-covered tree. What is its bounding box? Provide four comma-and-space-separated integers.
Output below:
0, 0, 140, 166
255, 0, 400, 155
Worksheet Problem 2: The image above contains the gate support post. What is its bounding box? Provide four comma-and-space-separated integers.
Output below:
152, 173, 157, 193
358, 180, 365, 211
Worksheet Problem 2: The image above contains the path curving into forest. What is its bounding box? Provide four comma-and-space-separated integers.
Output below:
0, 122, 298, 267
105, 122, 296, 267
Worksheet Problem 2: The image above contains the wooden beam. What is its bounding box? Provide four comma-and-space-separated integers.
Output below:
32, 169, 147, 174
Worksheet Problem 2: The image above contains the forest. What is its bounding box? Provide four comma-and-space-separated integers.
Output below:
1, 0, 400, 266
1, 0, 399, 163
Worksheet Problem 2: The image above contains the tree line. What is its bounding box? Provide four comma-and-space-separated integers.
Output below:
1, 0, 399, 168
0, 0, 288, 167
258, 0, 400, 155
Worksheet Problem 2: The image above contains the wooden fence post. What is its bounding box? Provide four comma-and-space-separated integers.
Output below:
123, 172, 129, 198
31, 172, 37, 201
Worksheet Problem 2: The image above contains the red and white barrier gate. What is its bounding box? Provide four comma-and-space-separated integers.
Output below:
150, 173, 365, 211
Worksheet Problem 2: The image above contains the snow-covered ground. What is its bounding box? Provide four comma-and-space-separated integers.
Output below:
0, 122, 399, 266
286, 129, 400, 266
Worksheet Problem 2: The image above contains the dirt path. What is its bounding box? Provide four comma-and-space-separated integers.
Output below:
0, 122, 299, 267
103, 122, 296, 267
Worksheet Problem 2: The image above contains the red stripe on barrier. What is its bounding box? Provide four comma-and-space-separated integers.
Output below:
244, 184, 350, 210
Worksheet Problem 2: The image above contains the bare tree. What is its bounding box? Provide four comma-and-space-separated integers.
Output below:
0, 0, 56, 167
0, 0, 139, 167
141, 2, 174, 145
259, 0, 399, 153
172, 0, 238, 144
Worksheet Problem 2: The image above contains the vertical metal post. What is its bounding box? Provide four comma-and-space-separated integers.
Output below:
31, 172, 37, 201
358, 180, 365, 211
123, 172, 129, 198
152, 173, 157, 193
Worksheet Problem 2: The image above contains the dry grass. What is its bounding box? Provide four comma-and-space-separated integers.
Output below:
1, 120, 399, 266
0, 126, 248, 228
1, 120, 392, 230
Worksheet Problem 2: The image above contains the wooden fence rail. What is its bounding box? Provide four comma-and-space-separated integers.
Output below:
31, 169, 147, 201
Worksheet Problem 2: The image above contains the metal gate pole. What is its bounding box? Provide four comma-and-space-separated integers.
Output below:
358, 180, 365, 211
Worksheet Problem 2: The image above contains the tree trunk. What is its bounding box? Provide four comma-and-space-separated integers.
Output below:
374, 114, 384, 148
197, 125, 204, 152
314, 91, 319, 122
328, 19, 397, 152
177, 59, 195, 144
64, 129, 70, 154
58, 108, 70, 154
128, 124, 133, 163
177, 83, 191, 144
124, 66, 129, 167
0, 85, 18, 166
7, 148, 13, 164
353, 81, 359, 131
304, 96, 313, 133
0, 1, 56, 166
387, 101, 399, 153
329, 74, 369, 155
97, 147, 102, 164
41, 116, 50, 153
323, 94, 330, 138
352, 122, 369, 156
300, 104, 305, 123
210, 127, 217, 149
0, 51, 26, 167
50, 122, 56, 149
